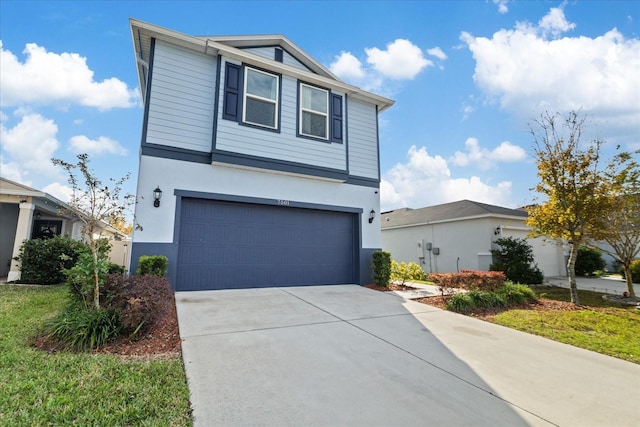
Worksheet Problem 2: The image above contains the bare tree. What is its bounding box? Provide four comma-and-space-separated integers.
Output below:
52, 154, 135, 309
596, 151, 640, 297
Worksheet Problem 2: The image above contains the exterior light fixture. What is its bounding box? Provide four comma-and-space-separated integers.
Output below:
153, 186, 163, 208
494, 226, 501, 236
368, 209, 376, 224
35, 212, 42, 220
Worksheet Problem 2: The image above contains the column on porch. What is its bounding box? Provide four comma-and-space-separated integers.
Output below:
7, 200, 34, 282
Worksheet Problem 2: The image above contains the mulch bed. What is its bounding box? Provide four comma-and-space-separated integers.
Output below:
363, 284, 589, 322
362, 283, 416, 292
414, 295, 584, 321
33, 301, 182, 361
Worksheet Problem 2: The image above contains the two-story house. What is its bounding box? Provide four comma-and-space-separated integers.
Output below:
129, 19, 394, 291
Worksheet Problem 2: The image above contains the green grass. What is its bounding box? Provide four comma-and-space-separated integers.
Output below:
493, 286, 640, 364
0, 285, 192, 426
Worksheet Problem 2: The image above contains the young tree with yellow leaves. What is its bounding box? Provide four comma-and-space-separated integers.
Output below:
527, 111, 611, 305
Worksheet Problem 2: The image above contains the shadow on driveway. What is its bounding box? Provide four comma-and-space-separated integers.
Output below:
175, 285, 640, 427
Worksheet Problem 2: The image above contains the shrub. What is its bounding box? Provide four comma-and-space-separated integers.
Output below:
65, 251, 110, 308
104, 274, 173, 338
47, 305, 121, 351
468, 290, 507, 309
446, 294, 474, 312
575, 247, 606, 276
444, 282, 536, 313
13, 236, 86, 285
390, 260, 427, 284
490, 237, 544, 284
498, 281, 537, 305
107, 263, 126, 274
371, 251, 392, 287
428, 270, 506, 294
137, 255, 168, 276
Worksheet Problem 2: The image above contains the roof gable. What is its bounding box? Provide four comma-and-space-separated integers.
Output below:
382, 200, 528, 228
195, 34, 338, 80
130, 19, 393, 112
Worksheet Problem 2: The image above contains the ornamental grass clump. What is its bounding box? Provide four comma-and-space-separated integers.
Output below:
445, 281, 537, 313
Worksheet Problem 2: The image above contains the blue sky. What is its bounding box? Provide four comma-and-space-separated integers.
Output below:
1, 1, 638, 213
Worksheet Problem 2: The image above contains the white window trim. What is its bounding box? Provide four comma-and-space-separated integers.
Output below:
299, 83, 329, 140
243, 67, 279, 129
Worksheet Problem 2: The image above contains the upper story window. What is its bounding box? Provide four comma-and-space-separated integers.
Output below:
299, 83, 329, 139
243, 67, 279, 129
223, 62, 280, 131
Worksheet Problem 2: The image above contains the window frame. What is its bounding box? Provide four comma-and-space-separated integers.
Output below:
242, 66, 280, 130
298, 82, 330, 141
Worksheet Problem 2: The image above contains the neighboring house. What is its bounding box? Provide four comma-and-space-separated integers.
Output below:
129, 19, 394, 291
381, 200, 567, 277
0, 177, 130, 281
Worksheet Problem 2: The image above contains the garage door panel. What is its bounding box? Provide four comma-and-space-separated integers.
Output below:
176, 198, 356, 291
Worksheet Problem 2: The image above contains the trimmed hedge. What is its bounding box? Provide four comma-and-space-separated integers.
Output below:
136, 255, 168, 276
372, 251, 392, 287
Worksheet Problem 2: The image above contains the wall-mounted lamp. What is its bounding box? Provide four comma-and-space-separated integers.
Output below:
153, 186, 163, 208
368, 209, 376, 224
494, 226, 501, 236
35, 212, 42, 220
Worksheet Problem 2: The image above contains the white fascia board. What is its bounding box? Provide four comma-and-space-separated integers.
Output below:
0, 188, 45, 198
382, 213, 528, 230
129, 18, 395, 113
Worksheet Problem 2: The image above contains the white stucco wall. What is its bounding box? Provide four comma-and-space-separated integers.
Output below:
382, 216, 566, 276
133, 156, 380, 248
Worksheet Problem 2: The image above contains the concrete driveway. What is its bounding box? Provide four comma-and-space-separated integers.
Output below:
175, 285, 640, 427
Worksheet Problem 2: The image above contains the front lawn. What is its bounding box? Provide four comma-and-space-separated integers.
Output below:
0, 285, 192, 426
492, 287, 640, 364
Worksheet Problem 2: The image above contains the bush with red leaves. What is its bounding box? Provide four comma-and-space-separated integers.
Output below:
103, 274, 174, 338
428, 270, 506, 295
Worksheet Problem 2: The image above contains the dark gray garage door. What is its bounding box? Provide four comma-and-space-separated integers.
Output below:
176, 198, 357, 291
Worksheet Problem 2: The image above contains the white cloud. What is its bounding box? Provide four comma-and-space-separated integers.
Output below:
461, 7, 640, 145
366, 39, 431, 79
329, 51, 366, 80
0, 40, 138, 110
493, 0, 510, 14
330, 39, 434, 93
41, 182, 73, 203
0, 159, 30, 185
538, 6, 576, 38
0, 110, 61, 179
381, 145, 514, 211
426, 47, 448, 61
450, 138, 527, 170
69, 135, 128, 156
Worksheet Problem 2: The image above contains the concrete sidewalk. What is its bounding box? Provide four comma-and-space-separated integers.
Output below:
176, 285, 640, 426
544, 275, 640, 296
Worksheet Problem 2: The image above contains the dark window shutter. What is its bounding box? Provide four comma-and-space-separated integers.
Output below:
223, 63, 241, 121
275, 48, 283, 63
331, 94, 343, 143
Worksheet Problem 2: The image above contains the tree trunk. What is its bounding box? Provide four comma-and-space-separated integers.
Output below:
93, 249, 100, 310
623, 264, 636, 298
566, 243, 581, 305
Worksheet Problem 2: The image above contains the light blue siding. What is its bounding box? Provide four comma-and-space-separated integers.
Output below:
146, 40, 217, 152
243, 46, 311, 72
216, 60, 347, 171
348, 99, 379, 179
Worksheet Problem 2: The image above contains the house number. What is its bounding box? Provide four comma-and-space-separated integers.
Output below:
277, 199, 290, 206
